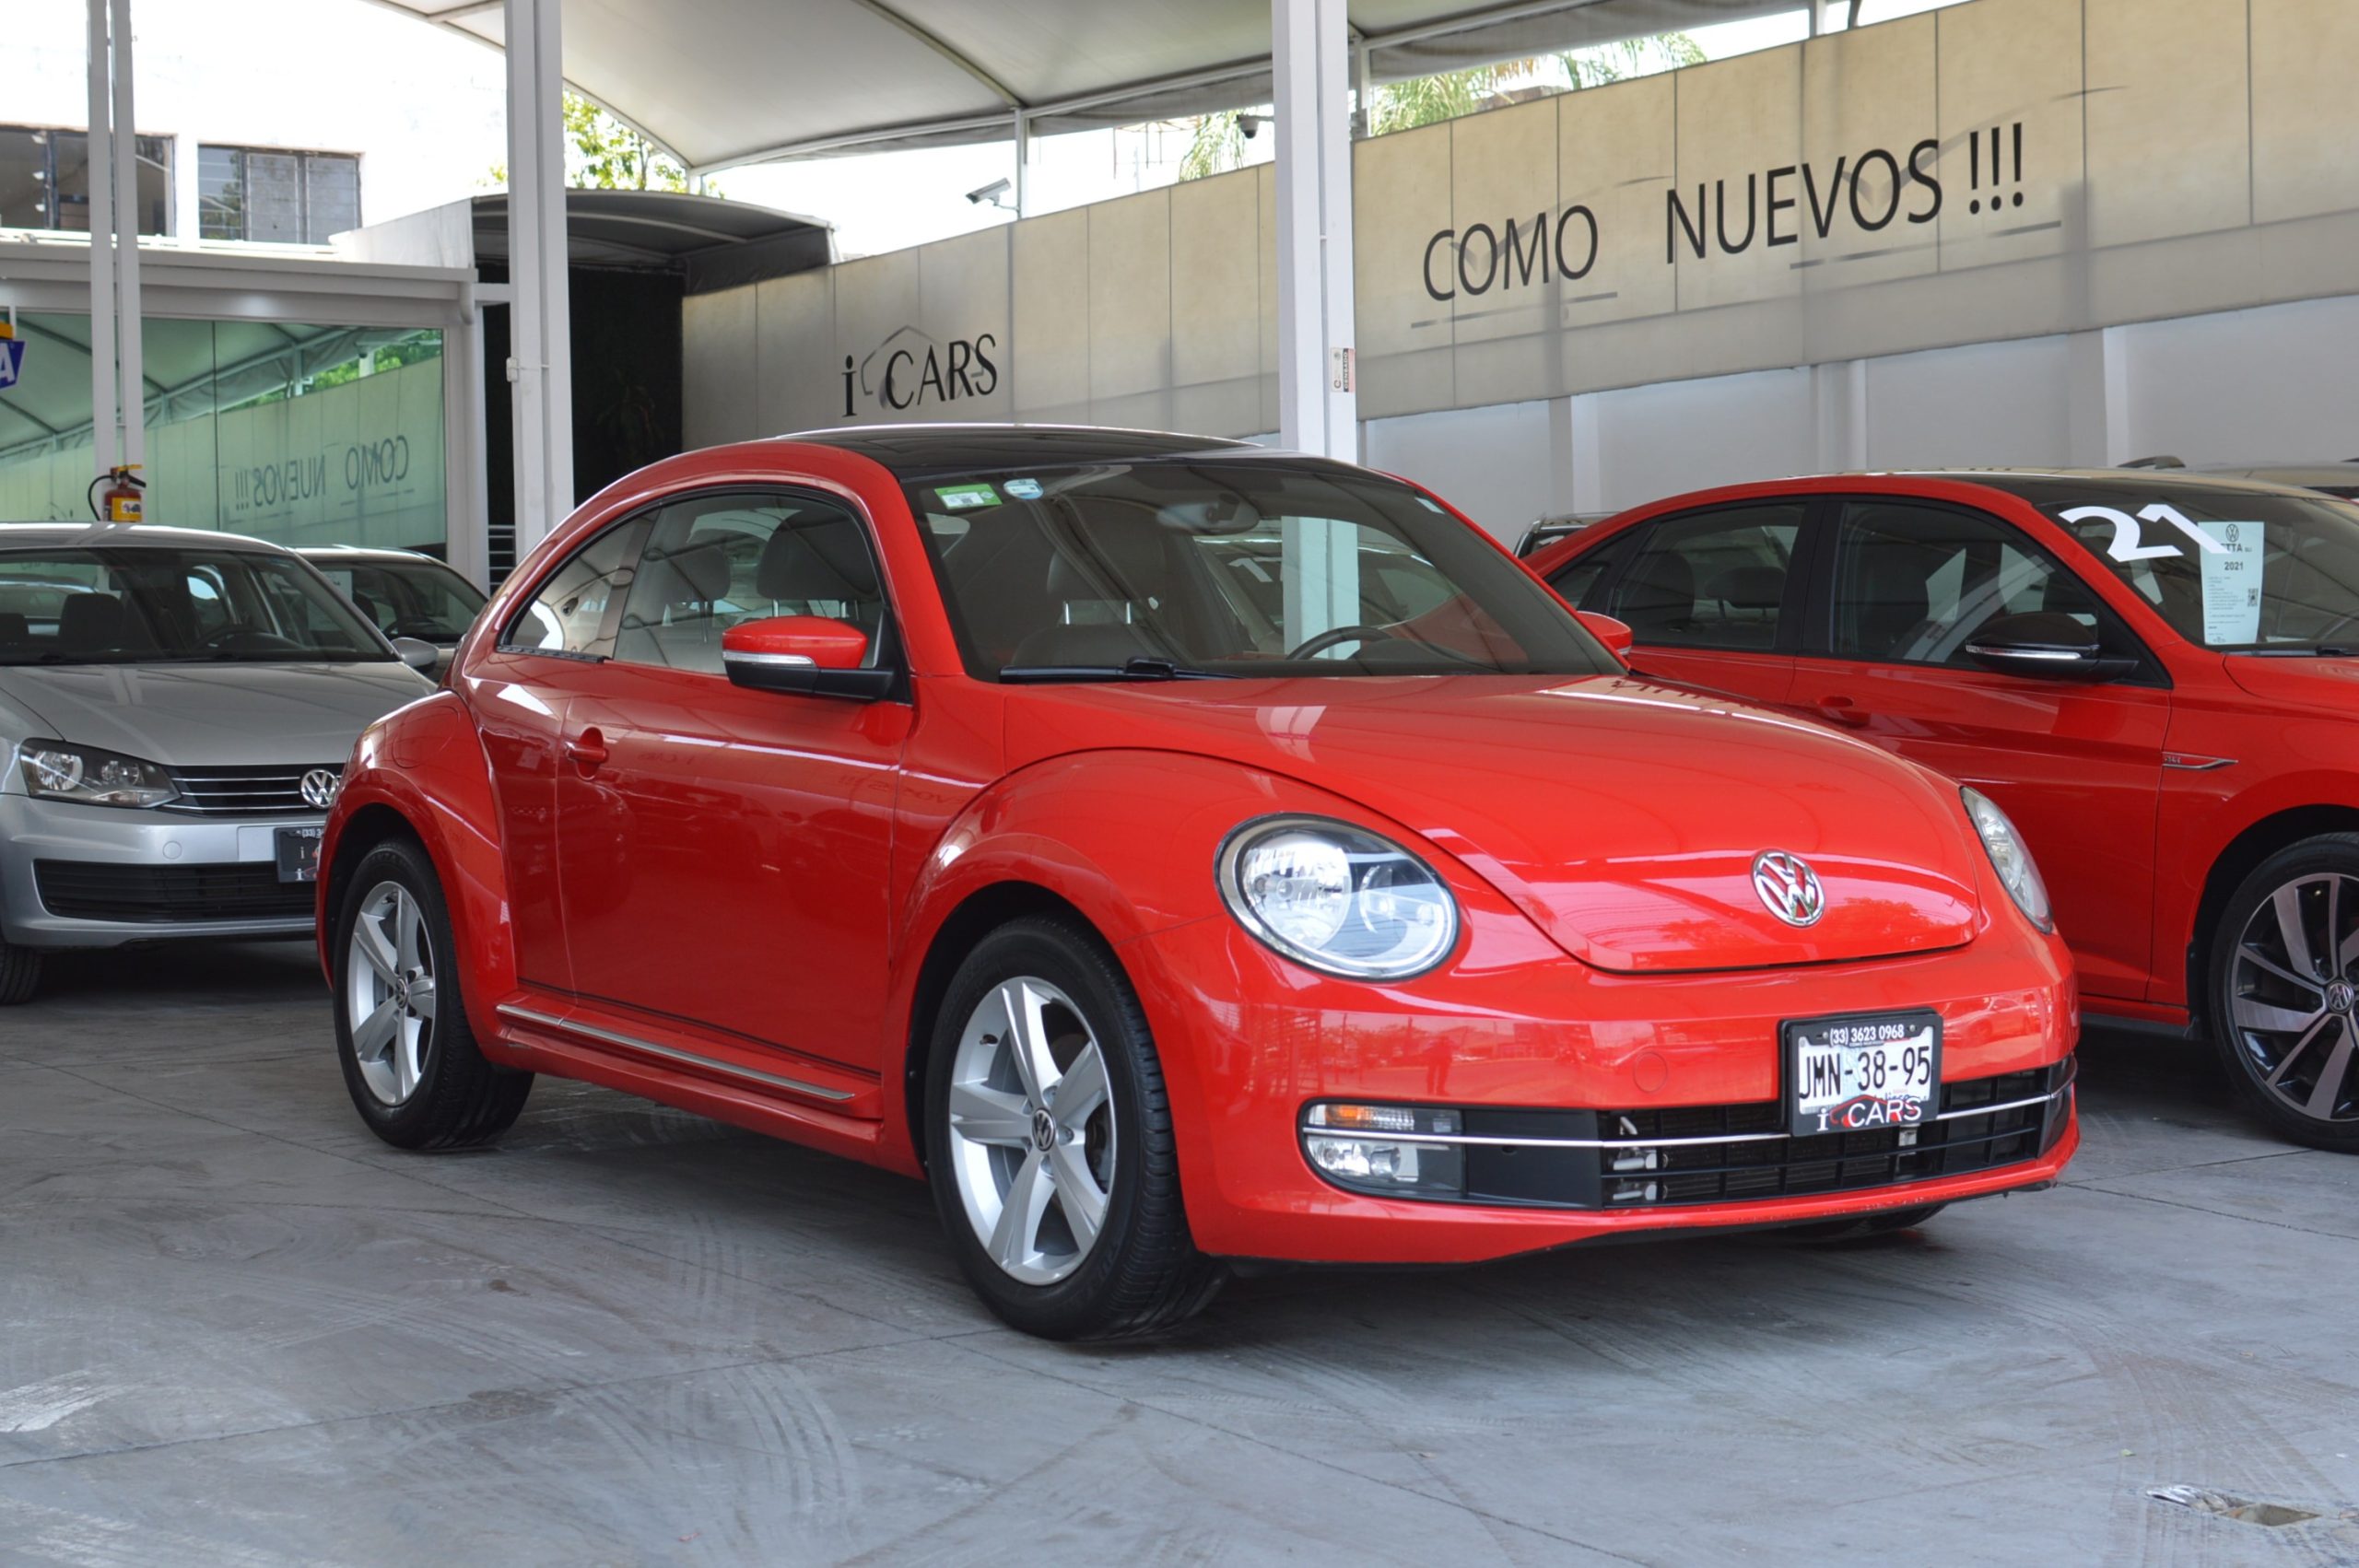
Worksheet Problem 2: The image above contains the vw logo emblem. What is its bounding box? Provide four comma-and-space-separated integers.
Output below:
299, 768, 342, 810
2330, 980, 2356, 1015
1031, 1107, 1058, 1153
1751, 849, 1826, 928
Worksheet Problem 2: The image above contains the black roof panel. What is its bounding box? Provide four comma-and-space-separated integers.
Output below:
781, 424, 1260, 482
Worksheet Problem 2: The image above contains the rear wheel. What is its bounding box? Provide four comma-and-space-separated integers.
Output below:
2208, 835, 2359, 1153
924, 916, 1224, 1340
332, 837, 531, 1150
0, 937, 40, 1006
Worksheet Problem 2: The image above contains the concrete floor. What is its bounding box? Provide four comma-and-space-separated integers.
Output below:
4, 944, 2357, 1567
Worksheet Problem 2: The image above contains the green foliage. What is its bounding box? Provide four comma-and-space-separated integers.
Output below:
485, 95, 712, 194
1178, 29, 1708, 176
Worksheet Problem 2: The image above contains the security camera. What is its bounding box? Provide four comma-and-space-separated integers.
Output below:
1238, 113, 1265, 139
966, 178, 1014, 208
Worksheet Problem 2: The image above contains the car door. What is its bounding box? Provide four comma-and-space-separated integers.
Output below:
1559, 500, 1812, 707
549, 487, 911, 1072
1792, 495, 2171, 1002
468, 516, 650, 993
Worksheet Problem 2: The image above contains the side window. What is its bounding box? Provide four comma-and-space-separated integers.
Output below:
1832, 500, 2103, 665
613, 491, 887, 675
1606, 504, 1804, 649
1545, 533, 1628, 611
502, 521, 645, 659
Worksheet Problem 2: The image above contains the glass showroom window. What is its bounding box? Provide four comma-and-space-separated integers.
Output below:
0, 125, 171, 235
0, 313, 446, 556
198, 146, 360, 243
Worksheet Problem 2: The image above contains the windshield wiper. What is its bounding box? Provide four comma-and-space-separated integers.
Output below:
998, 656, 1234, 684
2243, 645, 2359, 657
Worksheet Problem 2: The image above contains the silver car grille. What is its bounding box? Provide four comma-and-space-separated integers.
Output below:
162, 764, 343, 816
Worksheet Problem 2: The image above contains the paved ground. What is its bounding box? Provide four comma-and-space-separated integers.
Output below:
4, 942, 2357, 1567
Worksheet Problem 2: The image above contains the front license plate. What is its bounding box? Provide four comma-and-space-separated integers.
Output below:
1784, 1010, 1942, 1136
276, 825, 325, 884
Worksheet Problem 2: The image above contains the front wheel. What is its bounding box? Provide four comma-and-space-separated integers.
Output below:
924, 916, 1224, 1340
2208, 835, 2359, 1153
332, 837, 532, 1150
0, 936, 41, 1006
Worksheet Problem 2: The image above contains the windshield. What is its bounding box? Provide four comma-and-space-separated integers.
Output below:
0, 546, 391, 665
316, 556, 487, 643
2037, 486, 2359, 651
907, 461, 1614, 681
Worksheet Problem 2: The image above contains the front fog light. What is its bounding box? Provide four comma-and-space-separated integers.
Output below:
1302, 1102, 1466, 1199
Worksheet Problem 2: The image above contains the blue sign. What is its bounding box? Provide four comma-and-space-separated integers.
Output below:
0, 337, 22, 390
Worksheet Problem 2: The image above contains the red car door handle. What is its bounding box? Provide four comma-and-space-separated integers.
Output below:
1812, 696, 1871, 729
566, 729, 610, 772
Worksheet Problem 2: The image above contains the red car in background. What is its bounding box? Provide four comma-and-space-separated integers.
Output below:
317, 428, 2075, 1339
1529, 470, 2359, 1151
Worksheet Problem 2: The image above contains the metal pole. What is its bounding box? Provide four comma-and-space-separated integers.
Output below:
504, 0, 572, 555
85, 0, 117, 480
1012, 109, 1029, 217
110, 0, 143, 470
1271, 0, 1356, 462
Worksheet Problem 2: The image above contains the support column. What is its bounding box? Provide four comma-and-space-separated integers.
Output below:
1272, 0, 1356, 462
1812, 358, 1869, 472
2066, 327, 2132, 467
109, 0, 143, 471
1012, 110, 1030, 217
85, 0, 116, 481
171, 131, 199, 240
505, 0, 572, 554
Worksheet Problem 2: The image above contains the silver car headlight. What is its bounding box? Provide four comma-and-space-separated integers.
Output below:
1217, 815, 1459, 979
18, 740, 180, 810
1962, 786, 2051, 931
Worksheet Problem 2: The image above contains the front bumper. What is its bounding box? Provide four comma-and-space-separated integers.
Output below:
1132, 907, 2080, 1264
0, 793, 323, 949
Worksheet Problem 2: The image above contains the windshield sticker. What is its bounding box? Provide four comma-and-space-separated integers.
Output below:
2196, 521, 2264, 645
936, 482, 1002, 510
2061, 501, 2229, 563
1003, 477, 1043, 500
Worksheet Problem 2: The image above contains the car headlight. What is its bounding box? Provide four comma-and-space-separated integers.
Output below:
1962, 786, 2050, 931
1216, 815, 1459, 979
17, 741, 180, 809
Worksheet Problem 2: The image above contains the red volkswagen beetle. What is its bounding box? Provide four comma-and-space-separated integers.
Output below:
1529, 470, 2359, 1152
318, 428, 2076, 1339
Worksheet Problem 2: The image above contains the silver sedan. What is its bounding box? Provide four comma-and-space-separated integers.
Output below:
0, 522, 436, 1003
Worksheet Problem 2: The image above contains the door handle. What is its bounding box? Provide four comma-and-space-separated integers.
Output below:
1811, 696, 1871, 729
565, 728, 610, 773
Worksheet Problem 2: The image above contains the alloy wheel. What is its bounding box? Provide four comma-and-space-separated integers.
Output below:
944, 977, 1118, 1286
346, 880, 439, 1107
2228, 872, 2359, 1125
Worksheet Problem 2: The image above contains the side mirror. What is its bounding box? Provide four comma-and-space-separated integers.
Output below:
1576, 610, 1636, 660
721, 615, 896, 701
391, 636, 439, 673
1963, 612, 2138, 682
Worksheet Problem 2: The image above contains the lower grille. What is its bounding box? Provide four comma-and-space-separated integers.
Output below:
33, 860, 314, 923
1589, 1065, 2066, 1208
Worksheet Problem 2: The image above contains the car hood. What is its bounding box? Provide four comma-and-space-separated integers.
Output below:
1006, 673, 1989, 974
0, 661, 433, 768
2223, 652, 2359, 708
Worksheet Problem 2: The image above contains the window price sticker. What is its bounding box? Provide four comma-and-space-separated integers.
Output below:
2196, 521, 2263, 646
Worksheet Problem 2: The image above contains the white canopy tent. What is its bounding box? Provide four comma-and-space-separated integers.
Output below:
75, 0, 1805, 558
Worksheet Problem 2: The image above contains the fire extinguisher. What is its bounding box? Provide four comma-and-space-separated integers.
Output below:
88, 465, 145, 523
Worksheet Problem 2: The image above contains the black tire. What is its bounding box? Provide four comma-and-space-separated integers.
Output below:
1778, 1203, 1946, 1242
2207, 834, 2359, 1153
0, 938, 40, 1006
330, 837, 531, 1150
924, 916, 1224, 1340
